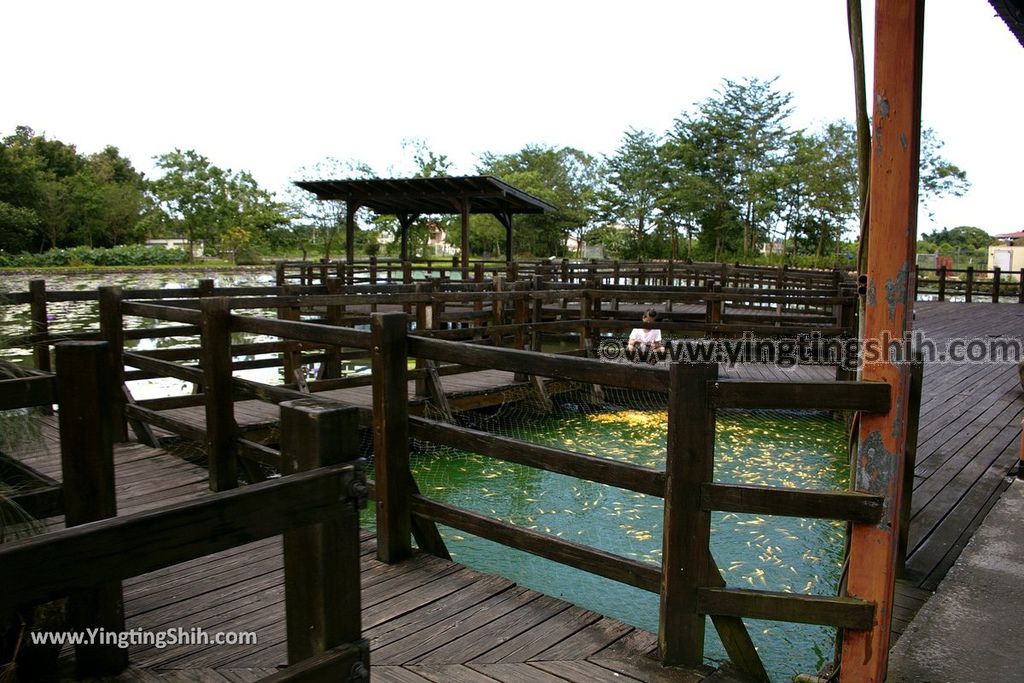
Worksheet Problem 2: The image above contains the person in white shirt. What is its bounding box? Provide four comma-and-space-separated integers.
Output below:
627, 308, 663, 361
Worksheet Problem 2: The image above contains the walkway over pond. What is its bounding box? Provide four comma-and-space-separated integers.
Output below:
2, 300, 1020, 681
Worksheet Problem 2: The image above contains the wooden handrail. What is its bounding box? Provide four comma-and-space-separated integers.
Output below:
409, 494, 661, 592
409, 415, 665, 497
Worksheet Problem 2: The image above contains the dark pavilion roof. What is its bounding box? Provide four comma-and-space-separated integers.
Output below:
293, 175, 557, 216
990, 0, 1024, 47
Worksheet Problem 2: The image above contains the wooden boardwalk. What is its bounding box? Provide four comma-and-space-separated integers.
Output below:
890, 301, 1024, 636
13, 421, 710, 682
6, 302, 1022, 675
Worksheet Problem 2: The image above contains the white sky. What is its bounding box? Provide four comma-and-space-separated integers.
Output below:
3, 1, 1022, 236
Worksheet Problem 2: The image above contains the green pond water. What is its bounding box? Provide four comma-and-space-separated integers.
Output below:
1, 272, 848, 680
365, 404, 848, 681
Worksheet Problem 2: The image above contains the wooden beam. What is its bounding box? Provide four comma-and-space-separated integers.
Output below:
711, 380, 890, 412
410, 494, 660, 592
409, 415, 665, 497
460, 197, 470, 270
659, 362, 717, 667
698, 588, 874, 630
841, 1, 925, 680
0, 465, 358, 611
371, 313, 412, 562
98, 286, 127, 442
701, 483, 884, 523
55, 341, 127, 676
200, 297, 238, 491
345, 201, 357, 265
280, 399, 363, 664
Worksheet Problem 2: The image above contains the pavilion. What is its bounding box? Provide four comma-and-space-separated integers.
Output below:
294, 175, 556, 267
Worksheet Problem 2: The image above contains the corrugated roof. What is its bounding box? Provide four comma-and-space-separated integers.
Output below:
995, 230, 1024, 238
990, 0, 1024, 47
293, 175, 557, 215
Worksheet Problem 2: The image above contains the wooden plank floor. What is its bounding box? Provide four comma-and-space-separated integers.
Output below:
6, 430, 710, 681
889, 301, 1024, 638
114, 534, 709, 682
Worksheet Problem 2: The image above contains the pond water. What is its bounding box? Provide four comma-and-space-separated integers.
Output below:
0, 271, 848, 681
367, 402, 848, 681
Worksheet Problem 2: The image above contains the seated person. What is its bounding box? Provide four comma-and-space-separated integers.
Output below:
627, 308, 664, 361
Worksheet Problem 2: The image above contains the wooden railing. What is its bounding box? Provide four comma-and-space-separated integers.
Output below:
914, 265, 1024, 302
376, 312, 896, 681
275, 257, 854, 291
4, 278, 914, 679
0, 342, 369, 681
0, 365, 62, 520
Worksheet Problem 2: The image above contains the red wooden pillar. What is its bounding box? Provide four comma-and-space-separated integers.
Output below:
840, 1, 924, 681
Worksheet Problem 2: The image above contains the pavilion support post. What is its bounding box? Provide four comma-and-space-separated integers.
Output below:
460, 197, 470, 272
397, 213, 419, 262
840, 1, 924, 680
345, 201, 357, 265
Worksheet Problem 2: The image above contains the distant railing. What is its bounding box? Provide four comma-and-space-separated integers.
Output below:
274, 257, 854, 291
914, 265, 1024, 302
0, 365, 62, 520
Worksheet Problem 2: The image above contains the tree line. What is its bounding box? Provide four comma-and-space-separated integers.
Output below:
0, 77, 970, 265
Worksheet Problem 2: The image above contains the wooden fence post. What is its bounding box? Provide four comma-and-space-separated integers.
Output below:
1019, 268, 1024, 304
372, 313, 412, 562
198, 277, 215, 298
965, 266, 974, 302
55, 341, 128, 676
29, 279, 50, 375
280, 397, 366, 664
414, 282, 430, 397
321, 278, 343, 380
612, 260, 621, 311
276, 261, 286, 287
531, 276, 544, 353
660, 362, 718, 666
897, 353, 924, 576
200, 297, 237, 491
98, 286, 127, 442
992, 266, 1001, 303
937, 265, 946, 301
705, 284, 723, 338
278, 285, 301, 383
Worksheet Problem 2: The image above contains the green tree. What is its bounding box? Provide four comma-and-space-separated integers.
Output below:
919, 128, 970, 218
151, 149, 287, 261
597, 129, 662, 258
681, 77, 795, 257
476, 145, 597, 257
288, 157, 375, 259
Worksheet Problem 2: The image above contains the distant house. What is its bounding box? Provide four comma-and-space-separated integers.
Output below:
566, 235, 605, 259
427, 222, 456, 257
146, 238, 203, 257
987, 231, 1024, 273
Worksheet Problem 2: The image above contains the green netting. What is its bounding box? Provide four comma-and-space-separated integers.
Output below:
360, 382, 850, 681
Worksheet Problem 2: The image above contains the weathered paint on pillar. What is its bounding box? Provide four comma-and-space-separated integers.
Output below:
840, 1, 925, 681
